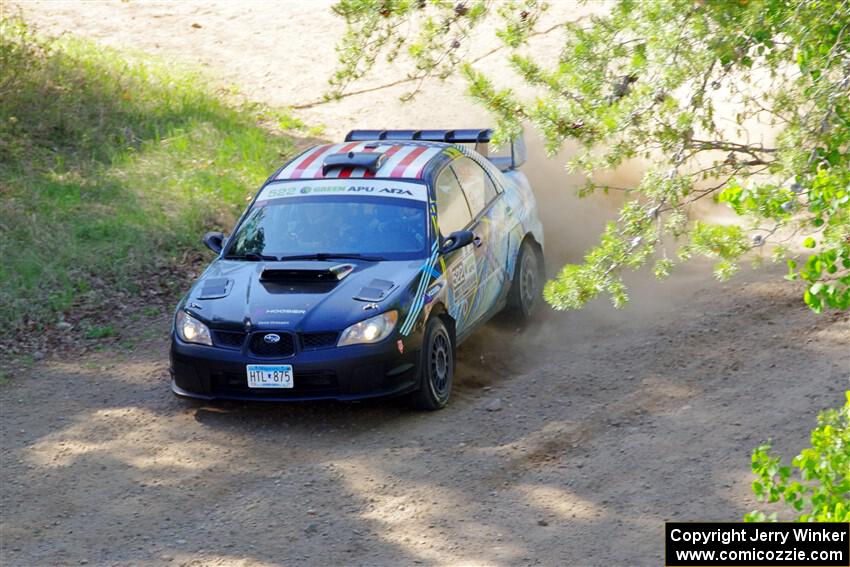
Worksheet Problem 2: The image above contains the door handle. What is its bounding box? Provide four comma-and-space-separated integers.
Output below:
473, 235, 483, 248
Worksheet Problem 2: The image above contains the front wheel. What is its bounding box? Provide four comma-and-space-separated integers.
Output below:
410, 317, 454, 410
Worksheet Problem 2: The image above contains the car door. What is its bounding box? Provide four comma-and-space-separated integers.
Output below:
449, 156, 510, 328
433, 165, 478, 335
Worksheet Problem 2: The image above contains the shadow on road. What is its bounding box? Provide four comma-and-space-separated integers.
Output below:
2, 265, 848, 566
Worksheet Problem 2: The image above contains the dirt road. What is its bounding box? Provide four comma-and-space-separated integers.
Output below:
3, 262, 847, 566
3, 2, 849, 566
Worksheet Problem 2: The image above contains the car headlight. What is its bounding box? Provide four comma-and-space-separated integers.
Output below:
338, 311, 398, 346
176, 310, 213, 346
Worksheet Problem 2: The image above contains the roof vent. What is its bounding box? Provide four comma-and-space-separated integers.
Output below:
322, 151, 386, 175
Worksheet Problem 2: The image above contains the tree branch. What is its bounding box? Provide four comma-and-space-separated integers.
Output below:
293, 19, 572, 109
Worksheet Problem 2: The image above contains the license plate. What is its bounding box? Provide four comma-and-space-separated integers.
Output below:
246, 364, 293, 389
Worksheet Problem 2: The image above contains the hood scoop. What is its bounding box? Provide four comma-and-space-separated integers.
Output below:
198, 278, 233, 299
260, 262, 355, 284
353, 278, 397, 302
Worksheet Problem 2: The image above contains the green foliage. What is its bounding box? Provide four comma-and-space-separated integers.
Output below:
330, 0, 497, 101
330, 0, 850, 312
0, 18, 298, 335
83, 325, 117, 340
746, 392, 850, 522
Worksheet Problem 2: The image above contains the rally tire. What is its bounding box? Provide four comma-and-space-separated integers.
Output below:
410, 317, 454, 411
506, 240, 542, 321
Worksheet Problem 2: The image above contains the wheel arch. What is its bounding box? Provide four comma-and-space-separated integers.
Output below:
516, 232, 545, 281
426, 301, 457, 352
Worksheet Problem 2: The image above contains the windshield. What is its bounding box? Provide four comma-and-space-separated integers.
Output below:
226, 192, 430, 260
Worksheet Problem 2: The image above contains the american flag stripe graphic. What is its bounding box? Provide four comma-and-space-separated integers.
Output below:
287, 145, 330, 179
279, 143, 444, 180
404, 147, 439, 178
390, 146, 429, 178
306, 142, 360, 179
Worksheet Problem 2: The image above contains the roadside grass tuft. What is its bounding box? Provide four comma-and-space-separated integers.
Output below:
0, 17, 305, 341
82, 325, 117, 340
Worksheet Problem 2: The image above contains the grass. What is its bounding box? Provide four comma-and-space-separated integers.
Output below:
0, 18, 305, 339
83, 325, 116, 340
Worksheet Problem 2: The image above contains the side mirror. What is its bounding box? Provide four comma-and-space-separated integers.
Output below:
440, 230, 475, 255
203, 231, 225, 254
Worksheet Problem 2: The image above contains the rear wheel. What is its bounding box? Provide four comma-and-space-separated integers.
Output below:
507, 240, 542, 320
410, 317, 453, 410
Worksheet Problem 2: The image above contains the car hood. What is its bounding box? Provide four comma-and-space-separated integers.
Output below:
182, 258, 423, 332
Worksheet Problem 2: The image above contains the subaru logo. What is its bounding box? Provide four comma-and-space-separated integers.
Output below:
263, 333, 281, 344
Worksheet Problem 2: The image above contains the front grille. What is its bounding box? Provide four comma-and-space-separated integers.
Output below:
300, 332, 338, 350
212, 330, 246, 349
249, 332, 296, 357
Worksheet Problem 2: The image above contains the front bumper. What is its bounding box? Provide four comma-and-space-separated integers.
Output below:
170, 332, 421, 402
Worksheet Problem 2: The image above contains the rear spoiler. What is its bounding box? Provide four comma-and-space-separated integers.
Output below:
344, 129, 527, 171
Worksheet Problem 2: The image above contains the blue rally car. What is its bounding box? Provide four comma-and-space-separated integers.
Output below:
170, 129, 544, 409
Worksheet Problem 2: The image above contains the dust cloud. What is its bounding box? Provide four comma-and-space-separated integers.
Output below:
521, 131, 637, 266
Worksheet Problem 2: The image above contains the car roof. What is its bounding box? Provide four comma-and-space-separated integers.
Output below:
273, 141, 450, 181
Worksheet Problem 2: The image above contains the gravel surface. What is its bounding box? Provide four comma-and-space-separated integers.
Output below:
3, 264, 847, 566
